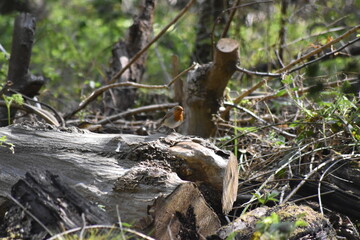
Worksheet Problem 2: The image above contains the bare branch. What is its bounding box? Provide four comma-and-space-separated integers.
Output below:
221, 25, 360, 118
98, 103, 179, 125
64, 82, 167, 119
236, 65, 281, 77
288, 37, 360, 74
167, 63, 197, 87
221, 0, 241, 38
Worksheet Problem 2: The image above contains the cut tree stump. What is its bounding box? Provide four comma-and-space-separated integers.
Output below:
149, 182, 221, 240
0, 122, 236, 237
183, 38, 239, 137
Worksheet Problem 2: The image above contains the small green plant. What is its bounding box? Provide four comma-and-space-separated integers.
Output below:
253, 191, 279, 206
2, 93, 24, 125
0, 135, 14, 154
252, 212, 308, 240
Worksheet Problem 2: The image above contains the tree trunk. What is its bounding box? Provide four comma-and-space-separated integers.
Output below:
183, 38, 239, 137
103, 0, 155, 115
0, 13, 45, 126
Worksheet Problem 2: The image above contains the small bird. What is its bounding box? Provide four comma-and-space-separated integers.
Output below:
157, 106, 184, 131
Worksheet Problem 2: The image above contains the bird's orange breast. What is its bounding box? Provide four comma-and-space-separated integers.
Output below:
174, 109, 184, 122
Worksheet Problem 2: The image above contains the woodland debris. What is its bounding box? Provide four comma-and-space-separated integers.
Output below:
212, 203, 337, 240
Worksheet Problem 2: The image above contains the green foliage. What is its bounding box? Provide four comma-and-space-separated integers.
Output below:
0, 1, 198, 110
253, 212, 308, 240
253, 191, 279, 206
292, 91, 360, 142
0, 49, 9, 79
31, 0, 127, 101
0, 135, 15, 154
51, 223, 152, 240
2, 93, 24, 125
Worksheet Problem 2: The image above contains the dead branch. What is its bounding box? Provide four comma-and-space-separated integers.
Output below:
98, 103, 179, 125
221, 24, 360, 118
0, 101, 59, 126
108, 0, 196, 84
64, 82, 167, 119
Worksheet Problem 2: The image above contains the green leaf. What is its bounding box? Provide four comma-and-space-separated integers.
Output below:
281, 75, 293, 85
275, 89, 287, 97
0, 135, 7, 143
294, 220, 308, 227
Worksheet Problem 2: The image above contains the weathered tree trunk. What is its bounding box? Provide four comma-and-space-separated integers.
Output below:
103, 0, 155, 115
183, 38, 239, 137
0, 13, 45, 126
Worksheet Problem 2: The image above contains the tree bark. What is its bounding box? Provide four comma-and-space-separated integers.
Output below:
183, 38, 239, 137
0, 13, 45, 126
0, 123, 234, 227
103, 0, 155, 115
0, 171, 110, 239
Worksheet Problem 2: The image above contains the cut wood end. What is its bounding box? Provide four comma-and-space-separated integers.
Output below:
222, 152, 239, 214
149, 182, 221, 239
217, 38, 239, 53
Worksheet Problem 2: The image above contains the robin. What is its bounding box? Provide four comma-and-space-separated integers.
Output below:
157, 106, 184, 131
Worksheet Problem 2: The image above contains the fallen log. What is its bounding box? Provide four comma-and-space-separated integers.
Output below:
0, 122, 236, 237
0, 171, 109, 239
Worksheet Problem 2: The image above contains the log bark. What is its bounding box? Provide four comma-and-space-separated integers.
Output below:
0, 171, 109, 239
0, 123, 234, 230
183, 38, 239, 137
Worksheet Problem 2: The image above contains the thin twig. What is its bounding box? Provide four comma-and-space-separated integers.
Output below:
9, 89, 65, 126
48, 225, 157, 240
108, 0, 196, 84
291, 190, 335, 203
221, 0, 241, 38
79, 213, 86, 240
211, 0, 273, 56
280, 26, 349, 49
236, 65, 281, 77
224, 103, 296, 138
288, 36, 360, 73
282, 158, 333, 204
0, 101, 60, 126
116, 205, 126, 240
167, 63, 197, 87
317, 159, 344, 215
65, 82, 168, 119
6, 194, 54, 237
258, 77, 359, 102
98, 103, 178, 125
